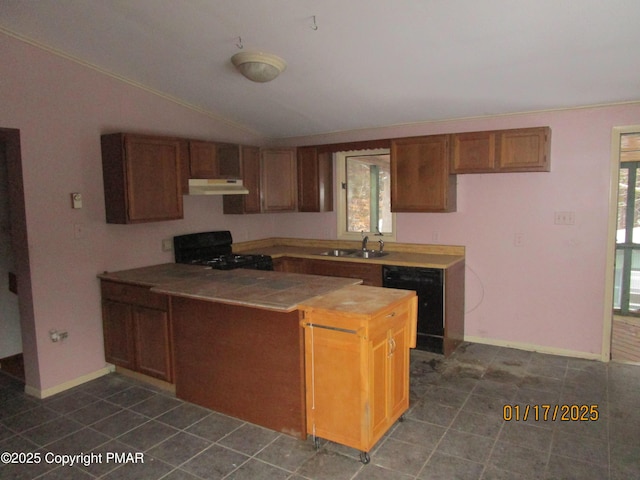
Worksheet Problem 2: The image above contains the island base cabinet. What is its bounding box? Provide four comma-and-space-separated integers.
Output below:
171, 297, 307, 439
300, 288, 417, 461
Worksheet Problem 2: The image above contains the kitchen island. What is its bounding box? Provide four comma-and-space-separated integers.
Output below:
151, 268, 361, 438
99, 264, 417, 447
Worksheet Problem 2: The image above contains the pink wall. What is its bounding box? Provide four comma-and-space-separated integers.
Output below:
0, 34, 277, 392
2, 31, 638, 393
278, 105, 640, 356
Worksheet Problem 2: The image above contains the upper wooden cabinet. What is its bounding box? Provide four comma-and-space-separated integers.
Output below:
223, 145, 261, 214
297, 146, 333, 212
188, 140, 219, 178
261, 148, 297, 212
451, 127, 551, 174
101, 133, 183, 224
390, 135, 456, 212
188, 141, 242, 179
223, 146, 296, 214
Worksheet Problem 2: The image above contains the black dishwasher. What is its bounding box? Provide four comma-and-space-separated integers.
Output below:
382, 265, 444, 354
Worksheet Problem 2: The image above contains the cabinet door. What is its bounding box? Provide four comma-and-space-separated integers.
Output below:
450, 131, 497, 173
497, 127, 550, 172
102, 300, 135, 369
189, 141, 218, 178
222, 145, 261, 214
134, 307, 172, 382
391, 135, 456, 212
297, 147, 333, 212
261, 148, 297, 212
304, 259, 382, 286
388, 319, 410, 420
217, 143, 241, 178
304, 325, 364, 448
272, 256, 307, 273
123, 135, 183, 222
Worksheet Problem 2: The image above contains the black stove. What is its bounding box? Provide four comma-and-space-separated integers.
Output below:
173, 231, 273, 271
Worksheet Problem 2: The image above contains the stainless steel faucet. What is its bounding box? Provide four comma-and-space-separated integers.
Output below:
378, 240, 384, 252
361, 235, 369, 251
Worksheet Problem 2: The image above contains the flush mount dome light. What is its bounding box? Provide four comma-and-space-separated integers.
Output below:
231, 51, 287, 83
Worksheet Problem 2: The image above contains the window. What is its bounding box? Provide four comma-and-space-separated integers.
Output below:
614, 133, 640, 315
336, 149, 396, 241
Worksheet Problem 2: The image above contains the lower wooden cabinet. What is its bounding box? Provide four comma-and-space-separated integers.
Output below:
302, 258, 382, 286
272, 256, 307, 273
300, 286, 417, 461
101, 280, 173, 382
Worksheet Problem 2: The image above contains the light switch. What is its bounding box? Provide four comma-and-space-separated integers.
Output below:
71, 192, 82, 209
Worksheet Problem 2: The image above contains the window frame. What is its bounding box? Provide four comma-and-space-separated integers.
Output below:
615, 160, 640, 316
335, 149, 397, 242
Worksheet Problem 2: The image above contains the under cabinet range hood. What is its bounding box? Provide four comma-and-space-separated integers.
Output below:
188, 178, 249, 195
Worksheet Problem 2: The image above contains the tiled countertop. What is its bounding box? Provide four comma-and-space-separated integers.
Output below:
99, 264, 362, 312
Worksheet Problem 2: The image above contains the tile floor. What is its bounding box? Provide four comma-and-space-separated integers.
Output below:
1, 342, 639, 480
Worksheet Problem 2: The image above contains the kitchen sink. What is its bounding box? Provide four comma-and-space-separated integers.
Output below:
317, 249, 389, 259
318, 249, 358, 257
352, 249, 389, 259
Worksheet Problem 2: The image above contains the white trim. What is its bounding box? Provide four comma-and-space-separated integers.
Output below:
24, 366, 113, 399
604, 125, 640, 362
464, 335, 603, 362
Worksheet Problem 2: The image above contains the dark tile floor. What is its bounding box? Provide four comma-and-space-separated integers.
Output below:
1, 342, 639, 479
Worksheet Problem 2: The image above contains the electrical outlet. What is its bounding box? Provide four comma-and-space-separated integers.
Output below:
162, 238, 173, 252
514, 232, 524, 247
554, 211, 575, 225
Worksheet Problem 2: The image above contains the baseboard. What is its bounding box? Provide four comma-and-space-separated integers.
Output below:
115, 366, 175, 393
24, 365, 114, 399
464, 335, 603, 362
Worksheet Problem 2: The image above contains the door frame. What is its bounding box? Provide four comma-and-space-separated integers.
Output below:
604, 125, 640, 361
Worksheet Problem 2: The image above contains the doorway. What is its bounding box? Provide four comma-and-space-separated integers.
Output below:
0, 128, 34, 384
607, 126, 640, 364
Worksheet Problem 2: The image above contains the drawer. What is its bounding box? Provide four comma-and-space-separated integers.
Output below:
101, 280, 167, 310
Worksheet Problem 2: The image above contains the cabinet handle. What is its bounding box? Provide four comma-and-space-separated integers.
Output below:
388, 337, 397, 356
386, 311, 396, 317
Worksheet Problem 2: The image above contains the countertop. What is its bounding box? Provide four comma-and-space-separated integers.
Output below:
299, 284, 415, 316
99, 264, 362, 312
232, 240, 464, 269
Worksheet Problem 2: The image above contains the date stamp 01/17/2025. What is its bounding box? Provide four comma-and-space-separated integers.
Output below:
503, 404, 600, 422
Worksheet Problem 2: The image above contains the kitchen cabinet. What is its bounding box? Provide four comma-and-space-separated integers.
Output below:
390, 135, 456, 212
188, 140, 219, 178
450, 127, 551, 173
297, 146, 333, 212
303, 258, 382, 286
188, 141, 242, 179
261, 148, 297, 212
300, 286, 417, 462
101, 133, 183, 223
223, 147, 295, 214
222, 145, 262, 214
101, 280, 173, 382
272, 256, 307, 274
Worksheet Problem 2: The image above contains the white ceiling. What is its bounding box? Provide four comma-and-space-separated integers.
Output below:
2, 0, 640, 139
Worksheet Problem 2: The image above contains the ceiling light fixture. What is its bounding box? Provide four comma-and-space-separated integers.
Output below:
231, 51, 287, 83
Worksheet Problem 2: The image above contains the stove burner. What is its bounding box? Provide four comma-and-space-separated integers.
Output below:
174, 232, 273, 271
